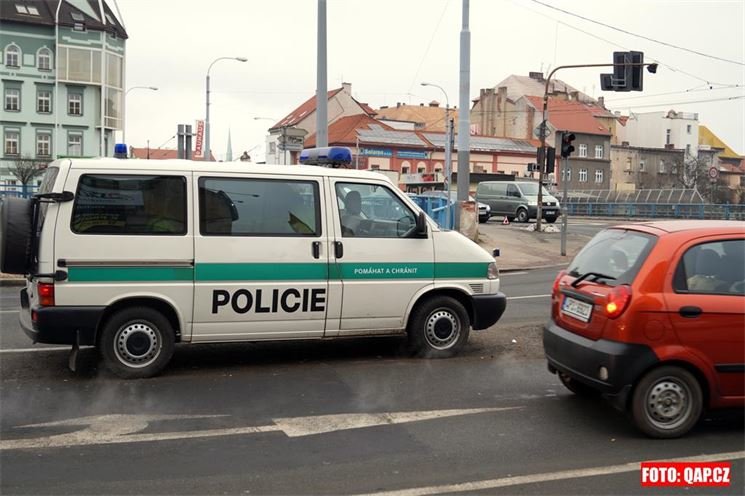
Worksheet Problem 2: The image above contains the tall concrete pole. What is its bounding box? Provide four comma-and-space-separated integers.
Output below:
316, 0, 328, 147
455, 0, 471, 231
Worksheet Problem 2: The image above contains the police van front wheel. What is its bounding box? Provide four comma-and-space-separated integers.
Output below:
407, 296, 470, 358
99, 307, 175, 379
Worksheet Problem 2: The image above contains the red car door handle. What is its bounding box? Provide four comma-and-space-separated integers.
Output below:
679, 306, 702, 318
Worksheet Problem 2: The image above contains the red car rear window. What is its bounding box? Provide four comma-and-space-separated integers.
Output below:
567, 229, 657, 286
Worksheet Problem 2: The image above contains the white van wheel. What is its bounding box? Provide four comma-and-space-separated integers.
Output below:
407, 296, 470, 358
100, 307, 175, 379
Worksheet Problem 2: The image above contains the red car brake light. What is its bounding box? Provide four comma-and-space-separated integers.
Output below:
605, 285, 631, 319
38, 282, 55, 307
552, 270, 567, 295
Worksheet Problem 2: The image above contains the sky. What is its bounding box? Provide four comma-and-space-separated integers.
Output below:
116, 0, 745, 161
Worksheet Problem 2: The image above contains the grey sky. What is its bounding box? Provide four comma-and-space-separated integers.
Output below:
118, 0, 744, 161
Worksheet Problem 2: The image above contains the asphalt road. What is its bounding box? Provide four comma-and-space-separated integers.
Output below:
1, 268, 743, 495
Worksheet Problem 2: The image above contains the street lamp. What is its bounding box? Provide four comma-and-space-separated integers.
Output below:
421, 82, 453, 229
254, 116, 287, 165
205, 57, 247, 161
123, 86, 158, 144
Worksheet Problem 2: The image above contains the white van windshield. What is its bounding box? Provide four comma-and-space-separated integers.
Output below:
517, 183, 550, 196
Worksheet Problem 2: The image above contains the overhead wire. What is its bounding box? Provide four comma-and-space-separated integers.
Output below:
529, 0, 744, 66
505, 0, 733, 87
406, 0, 452, 97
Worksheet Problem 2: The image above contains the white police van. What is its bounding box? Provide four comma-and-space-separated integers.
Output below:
0, 147, 506, 378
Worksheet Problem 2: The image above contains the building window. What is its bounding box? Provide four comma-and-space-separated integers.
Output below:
594, 145, 603, 159
15, 4, 39, 15
639, 160, 645, 172
67, 133, 82, 156
401, 166, 409, 174
418, 166, 426, 173
5, 130, 20, 156
659, 161, 666, 174
5, 88, 20, 111
578, 168, 588, 182
672, 162, 678, 174
625, 157, 632, 171
686, 144, 691, 156
36, 133, 51, 157
37, 90, 51, 113
37, 48, 52, 70
686, 124, 692, 134
595, 169, 603, 183
666, 129, 671, 145
68, 93, 82, 115
4, 44, 20, 67
578, 144, 587, 158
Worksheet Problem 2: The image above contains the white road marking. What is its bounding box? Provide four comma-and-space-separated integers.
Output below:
359, 451, 745, 496
0, 310, 19, 313
0, 407, 522, 451
500, 271, 527, 276
0, 347, 67, 354
507, 294, 552, 300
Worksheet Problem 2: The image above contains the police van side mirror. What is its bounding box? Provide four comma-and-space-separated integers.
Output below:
415, 211, 427, 237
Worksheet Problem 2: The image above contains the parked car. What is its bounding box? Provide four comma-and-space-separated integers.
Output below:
543, 220, 744, 438
476, 181, 560, 223
418, 190, 491, 223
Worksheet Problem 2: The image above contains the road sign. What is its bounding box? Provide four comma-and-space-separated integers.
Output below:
533, 122, 550, 139
708, 166, 719, 182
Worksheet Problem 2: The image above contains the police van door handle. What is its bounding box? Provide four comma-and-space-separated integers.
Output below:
334, 241, 344, 259
312, 241, 321, 259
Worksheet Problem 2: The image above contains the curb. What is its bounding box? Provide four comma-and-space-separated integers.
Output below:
500, 262, 569, 273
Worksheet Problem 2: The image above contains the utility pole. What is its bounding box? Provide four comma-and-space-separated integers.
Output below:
455, 0, 471, 231
316, 0, 328, 147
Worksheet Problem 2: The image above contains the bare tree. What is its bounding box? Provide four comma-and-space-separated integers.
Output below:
675, 156, 708, 189
9, 155, 46, 195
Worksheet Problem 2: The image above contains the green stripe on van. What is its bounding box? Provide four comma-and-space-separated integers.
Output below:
434, 262, 489, 279
66, 262, 489, 282
67, 266, 194, 282
195, 263, 328, 281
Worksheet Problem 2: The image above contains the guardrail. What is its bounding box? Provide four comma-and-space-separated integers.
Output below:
566, 202, 745, 220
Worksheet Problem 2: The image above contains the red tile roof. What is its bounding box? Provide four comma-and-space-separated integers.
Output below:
272, 88, 376, 130
525, 96, 612, 136
130, 148, 215, 161
305, 114, 393, 148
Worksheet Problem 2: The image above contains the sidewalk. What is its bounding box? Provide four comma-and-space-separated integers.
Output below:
477, 224, 591, 272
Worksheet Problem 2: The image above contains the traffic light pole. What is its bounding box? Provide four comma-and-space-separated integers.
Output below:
561, 156, 569, 256
536, 61, 656, 231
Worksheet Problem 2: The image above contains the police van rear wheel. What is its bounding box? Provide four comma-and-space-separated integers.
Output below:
407, 296, 470, 358
0, 197, 34, 274
100, 307, 175, 379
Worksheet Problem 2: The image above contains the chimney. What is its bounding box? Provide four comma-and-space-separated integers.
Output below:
380, 105, 388, 110
429, 100, 440, 107
528, 71, 544, 81
396, 102, 401, 108
598, 96, 605, 108
420, 103, 424, 107
341, 82, 352, 93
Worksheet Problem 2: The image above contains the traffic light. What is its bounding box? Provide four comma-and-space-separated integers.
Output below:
629, 51, 644, 91
560, 133, 576, 158
545, 147, 556, 174
601, 51, 655, 92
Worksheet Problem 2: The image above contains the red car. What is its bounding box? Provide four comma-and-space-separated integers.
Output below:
544, 220, 744, 438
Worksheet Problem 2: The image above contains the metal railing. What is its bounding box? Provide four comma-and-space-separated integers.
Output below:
0, 185, 39, 199
408, 195, 455, 229
566, 202, 745, 220
565, 188, 706, 204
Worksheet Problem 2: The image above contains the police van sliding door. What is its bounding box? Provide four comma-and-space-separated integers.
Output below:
192, 174, 332, 341
328, 179, 435, 335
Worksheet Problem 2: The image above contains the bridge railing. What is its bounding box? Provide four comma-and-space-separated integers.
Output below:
565, 202, 745, 220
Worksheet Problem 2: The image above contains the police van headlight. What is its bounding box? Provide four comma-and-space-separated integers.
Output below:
487, 262, 499, 280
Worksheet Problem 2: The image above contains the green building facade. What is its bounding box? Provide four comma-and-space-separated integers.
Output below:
1, 0, 127, 190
